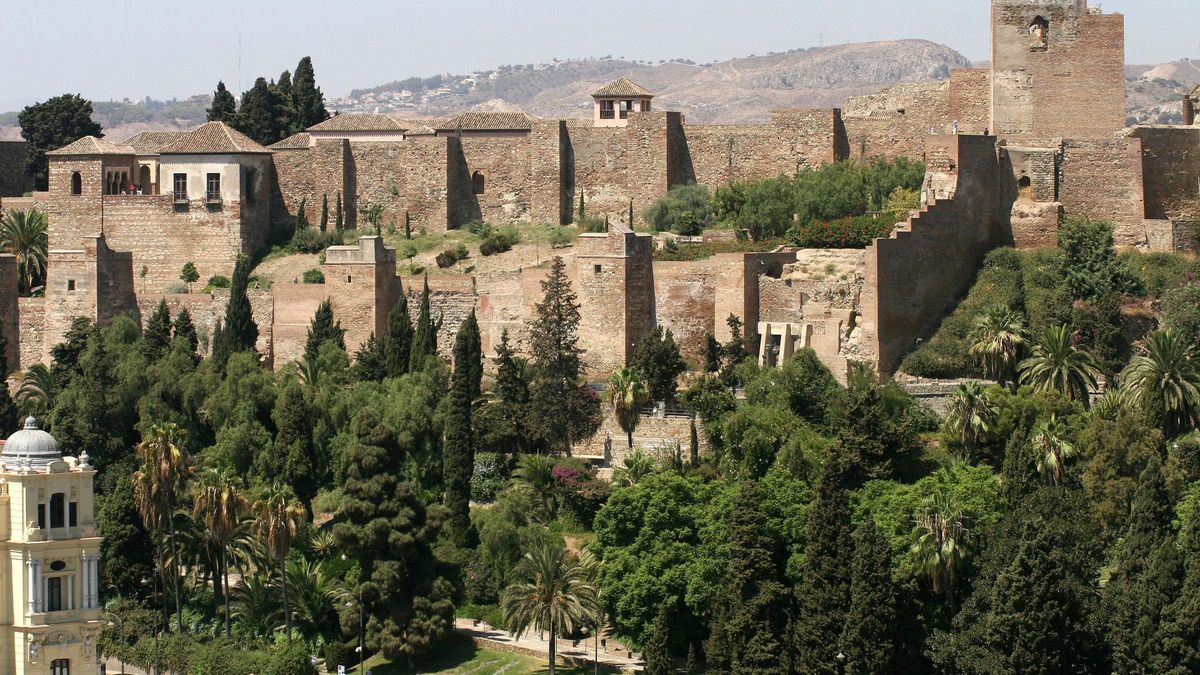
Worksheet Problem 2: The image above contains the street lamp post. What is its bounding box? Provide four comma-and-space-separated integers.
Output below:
102, 611, 126, 675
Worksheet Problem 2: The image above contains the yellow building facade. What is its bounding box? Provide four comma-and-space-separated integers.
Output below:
0, 418, 102, 675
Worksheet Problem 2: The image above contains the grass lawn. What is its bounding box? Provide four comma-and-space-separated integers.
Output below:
349, 635, 621, 674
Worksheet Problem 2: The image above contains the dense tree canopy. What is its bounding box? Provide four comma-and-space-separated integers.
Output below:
19, 93, 103, 190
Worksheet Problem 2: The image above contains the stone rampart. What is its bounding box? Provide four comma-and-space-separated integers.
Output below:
0, 142, 31, 197
0, 255, 18, 374
1059, 138, 1147, 247
1131, 127, 1199, 226
843, 81, 950, 160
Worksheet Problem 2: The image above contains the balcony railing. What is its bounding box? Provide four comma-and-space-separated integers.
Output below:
599, 110, 615, 120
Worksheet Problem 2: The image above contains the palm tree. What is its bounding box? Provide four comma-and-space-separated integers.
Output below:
969, 305, 1027, 387
1031, 414, 1076, 486
1017, 324, 1102, 407
231, 574, 282, 637
251, 483, 306, 644
0, 208, 48, 293
296, 356, 321, 388
943, 382, 996, 458
285, 557, 343, 642
15, 364, 55, 416
501, 541, 599, 675
1090, 386, 1140, 422
513, 454, 557, 520
612, 448, 657, 487
911, 493, 969, 595
1120, 329, 1200, 437
193, 467, 248, 637
133, 422, 191, 633
608, 366, 650, 449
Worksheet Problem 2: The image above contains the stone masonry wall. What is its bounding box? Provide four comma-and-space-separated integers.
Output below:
450, 136, 533, 226
948, 69, 992, 134
1131, 126, 1199, 224
1059, 138, 1147, 247
683, 110, 846, 188
0, 142, 31, 197
0, 255, 17, 374
843, 81, 950, 160
652, 261, 717, 363
16, 298, 44, 374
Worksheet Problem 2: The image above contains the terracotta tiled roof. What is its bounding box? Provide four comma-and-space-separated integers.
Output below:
592, 77, 653, 98
46, 136, 135, 156
270, 132, 312, 150
158, 121, 270, 154
119, 131, 188, 154
403, 125, 436, 136
307, 113, 410, 132
435, 111, 537, 131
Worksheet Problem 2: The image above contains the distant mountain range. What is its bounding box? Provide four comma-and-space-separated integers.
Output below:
1, 45, 1194, 141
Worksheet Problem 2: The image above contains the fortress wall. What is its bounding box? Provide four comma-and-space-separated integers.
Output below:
863, 134, 1007, 374
449, 136, 533, 226
401, 139, 451, 233
0, 142, 31, 197
565, 123, 632, 223
313, 139, 353, 228
1059, 138, 1146, 247
0, 256, 17, 374
842, 81, 950, 160
346, 140, 407, 230
1131, 126, 1200, 224
530, 121, 568, 225
398, 275, 477, 359
271, 148, 314, 225
626, 113, 676, 230
948, 69, 992, 134
44, 158, 105, 247
576, 231, 643, 377
683, 110, 844, 188
16, 298, 44, 373
652, 261, 717, 363
475, 269, 532, 357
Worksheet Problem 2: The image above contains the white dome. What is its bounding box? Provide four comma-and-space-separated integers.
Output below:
1, 417, 63, 466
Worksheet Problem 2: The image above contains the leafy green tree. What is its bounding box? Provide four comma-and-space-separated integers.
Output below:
643, 603, 674, 675
212, 254, 258, 369
304, 299, 345, 364
292, 56, 330, 130
353, 333, 386, 382
1018, 324, 1101, 408
251, 483, 306, 643
142, 299, 172, 362
842, 517, 897, 675
97, 458, 155, 602
444, 312, 479, 546
943, 381, 996, 459
630, 326, 687, 402
382, 292, 413, 378
1080, 412, 1163, 541
1121, 329, 1200, 437
18, 93, 102, 190
969, 305, 1026, 387
180, 262, 199, 291
234, 77, 284, 145
608, 367, 650, 449
502, 542, 598, 675
50, 329, 133, 472
717, 481, 789, 674
793, 455, 853, 674
1163, 284, 1200, 348
319, 194, 329, 232
207, 81, 238, 122
1057, 216, 1142, 301
334, 407, 454, 661
410, 277, 438, 371
0, 207, 48, 294
529, 256, 599, 453
644, 184, 712, 235
270, 379, 320, 513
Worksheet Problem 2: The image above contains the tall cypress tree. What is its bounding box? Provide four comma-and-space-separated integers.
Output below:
274, 70, 297, 136
476, 329, 531, 454
292, 56, 330, 130
444, 312, 479, 546
793, 454, 853, 674
1133, 536, 1186, 673
0, 328, 17, 435
214, 255, 258, 369
335, 192, 344, 231
644, 603, 673, 675
172, 308, 199, 356
353, 333, 386, 383
235, 77, 283, 145
320, 194, 329, 232
1107, 455, 1172, 671
142, 299, 172, 362
719, 481, 789, 675
410, 277, 437, 371
207, 81, 238, 122
1155, 518, 1200, 671
270, 379, 319, 515
382, 291, 413, 379
841, 518, 898, 674
304, 299, 345, 363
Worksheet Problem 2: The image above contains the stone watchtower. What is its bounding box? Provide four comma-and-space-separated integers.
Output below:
990, 0, 1126, 141
591, 78, 654, 127
0, 418, 103, 675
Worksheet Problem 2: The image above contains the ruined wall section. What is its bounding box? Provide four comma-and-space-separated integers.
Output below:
1059, 138, 1147, 246
0, 142, 31, 197
863, 134, 1008, 374
398, 275, 477, 359
1131, 127, 1199, 226
843, 82, 950, 160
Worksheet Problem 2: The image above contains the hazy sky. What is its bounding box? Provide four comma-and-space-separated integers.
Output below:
1, 0, 1196, 111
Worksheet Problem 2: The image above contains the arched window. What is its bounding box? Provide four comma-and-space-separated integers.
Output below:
49, 493, 65, 528
70, 172, 82, 195
472, 171, 485, 195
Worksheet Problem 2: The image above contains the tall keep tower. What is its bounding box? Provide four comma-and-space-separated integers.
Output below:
0, 418, 102, 675
990, 0, 1126, 141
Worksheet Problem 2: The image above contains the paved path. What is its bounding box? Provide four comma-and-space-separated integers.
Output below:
455, 618, 644, 671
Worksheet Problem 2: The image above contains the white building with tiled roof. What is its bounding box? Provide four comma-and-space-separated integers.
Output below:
591, 77, 654, 127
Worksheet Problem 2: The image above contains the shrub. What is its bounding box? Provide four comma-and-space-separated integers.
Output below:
644, 184, 712, 235
1057, 216, 1143, 301
471, 452, 510, 503
480, 227, 520, 256
579, 214, 607, 233
883, 186, 920, 222
436, 244, 470, 269
301, 268, 325, 284
290, 227, 343, 254
549, 227, 574, 248
1125, 251, 1198, 298
1164, 284, 1200, 347
790, 215, 894, 248
206, 275, 231, 289
465, 220, 491, 236
323, 642, 355, 673
401, 244, 418, 259
163, 282, 189, 294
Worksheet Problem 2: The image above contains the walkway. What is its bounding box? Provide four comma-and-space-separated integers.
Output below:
454, 618, 644, 671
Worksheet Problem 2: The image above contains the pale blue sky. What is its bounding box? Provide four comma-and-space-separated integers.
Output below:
1, 0, 1195, 110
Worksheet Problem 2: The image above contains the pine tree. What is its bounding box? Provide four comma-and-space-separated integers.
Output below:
320, 194, 329, 232
273, 70, 297, 136
404, 211, 412, 239
631, 326, 687, 402
841, 518, 897, 674
335, 192, 344, 231
142, 299, 172, 362
704, 334, 722, 373
444, 312, 479, 547
644, 603, 673, 675
172, 308, 199, 356
1155, 518, 1200, 672
410, 277, 437, 371
577, 191, 586, 221
207, 81, 238, 122
214, 254, 258, 369
270, 379, 319, 514
382, 292, 413, 379
304, 299, 345, 363
685, 643, 700, 675
0, 328, 18, 435
793, 454, 853, 674
528, 256, 599, 453
477, 329, 531, 454
629, 199, 635, 227
292, 56, 330, 130
1108, 455, 1172, 671
97, 458, 156, 601
720, 481, 789, 675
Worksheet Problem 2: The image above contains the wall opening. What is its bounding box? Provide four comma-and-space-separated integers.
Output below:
138, 165, 151, 193
66, 279, 75, 292
472, 171, 485, 195
50, 659, 70, 675
70, 171, 82, 195
1029, 16, 1049, 51
1018, 175, 1033, 200
49, 492, 65, 528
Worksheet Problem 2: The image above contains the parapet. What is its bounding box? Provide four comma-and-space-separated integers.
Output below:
324, 236, 396, 265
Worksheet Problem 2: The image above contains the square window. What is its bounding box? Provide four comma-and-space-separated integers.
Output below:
593, 264, 602, 274
66, 279, 75, 292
